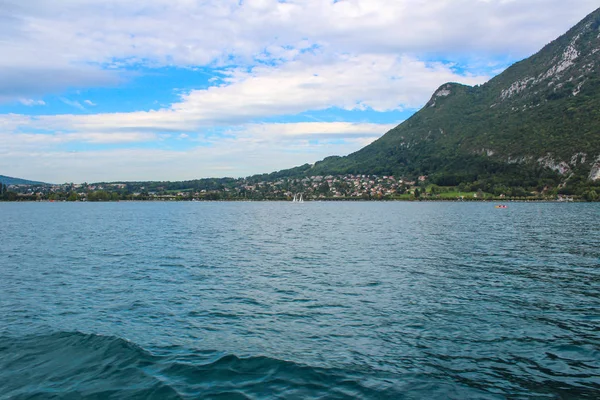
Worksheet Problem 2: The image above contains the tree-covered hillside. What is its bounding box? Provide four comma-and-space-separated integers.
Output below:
271, 7, 600, 196
0, 175, 48, 186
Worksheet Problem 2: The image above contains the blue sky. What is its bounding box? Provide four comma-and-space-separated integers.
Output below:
1, 0, 598, 183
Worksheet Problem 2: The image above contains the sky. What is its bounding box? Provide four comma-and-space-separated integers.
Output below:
1, 0, 598, 183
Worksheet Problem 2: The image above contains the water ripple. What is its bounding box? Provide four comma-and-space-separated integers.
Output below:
0, 202, 599, 398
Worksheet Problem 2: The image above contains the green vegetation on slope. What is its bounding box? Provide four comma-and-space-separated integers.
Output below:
0, 175, 48, 186
269, 7, 600, 197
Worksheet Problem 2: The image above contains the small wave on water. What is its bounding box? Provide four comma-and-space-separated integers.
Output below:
0, 331, 406, 399
2, 330, 599, 399
2, 203, 600, 399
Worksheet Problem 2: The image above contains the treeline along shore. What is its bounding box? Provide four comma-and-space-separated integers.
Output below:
1, 173, 598, 202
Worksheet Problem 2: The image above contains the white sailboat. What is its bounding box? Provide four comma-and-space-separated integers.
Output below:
292, 193, 304, 203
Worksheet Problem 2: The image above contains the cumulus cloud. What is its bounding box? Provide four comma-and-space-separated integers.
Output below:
4, 1, 599, 62
177, 54, 488, 119
0, 0, 597, 102
2, 53, 487, 138
0, 51, 485, 152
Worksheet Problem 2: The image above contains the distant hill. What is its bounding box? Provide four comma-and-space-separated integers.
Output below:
267, 7, 600, 194
0, 175, 48, 186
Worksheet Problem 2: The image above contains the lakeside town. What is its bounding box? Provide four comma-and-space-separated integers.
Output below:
1, 174, 588, 202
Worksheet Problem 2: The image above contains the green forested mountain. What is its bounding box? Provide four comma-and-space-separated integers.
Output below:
0, 175, 47, 186
276, 8, 600, 193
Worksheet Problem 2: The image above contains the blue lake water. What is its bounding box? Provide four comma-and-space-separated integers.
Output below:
0, 202, 599, 399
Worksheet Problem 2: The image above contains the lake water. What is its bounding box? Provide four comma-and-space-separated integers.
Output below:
0, 202, 599, 399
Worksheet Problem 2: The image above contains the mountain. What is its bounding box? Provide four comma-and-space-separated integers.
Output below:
0, 175, 48, 186
278, 8, 600, 192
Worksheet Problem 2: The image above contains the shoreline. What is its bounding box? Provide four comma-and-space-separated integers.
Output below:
0, 198, 590, 203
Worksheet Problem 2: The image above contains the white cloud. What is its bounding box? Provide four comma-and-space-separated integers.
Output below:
1, 53, 485, 138
0, 60, 120, 104
11, 55, 482, 137
0, 131, 161, 147
0, 121, 392, 182
19, 98, 45, 106
5, 0, 598, 64
59, 98, 86, 110
0, 0, 597, 102
0, 113, 33, 130
178, 53, 488, 118
230, 122, 396, 140
84, 100, 96, 106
